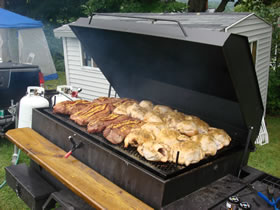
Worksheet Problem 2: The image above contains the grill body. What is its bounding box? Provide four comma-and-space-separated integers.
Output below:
32, 108, 246, 208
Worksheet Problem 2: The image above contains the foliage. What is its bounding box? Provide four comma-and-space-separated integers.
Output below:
208, 1, 235, 12
82, 0, 187, 15
6, 0, 88, 26
235, 0, 280, 114
267, 69, 280, 115
120, 1, 187, 13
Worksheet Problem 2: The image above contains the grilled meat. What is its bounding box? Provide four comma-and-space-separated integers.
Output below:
169, 140, 205, 166
53, 100, 91, 115
92, 97, 132, 107
92, 97, 120, 104
53, 101, 73, 114
140, 122, 166, 136
153, 105, 173, 115
113, 100, 138, 115
137, 136, 205, 166
71, 103, 111, 126
208, 127, 231, 149
67, 100, 93, 115
126, 103, 147, 120
53, 96, 232, 167
103, 119, 143, 144
137, 141, 170, 162
175, 120, 198, 136
156, 128, 190, 147
191, 134, 218, 156
143, 111, 163, 123
139, 100, 154, 111
190, 116, 209, 134
70, 103, 99, 121
162, 111, 185, 128
87, 113, 129, 133
124, 128, 155, 148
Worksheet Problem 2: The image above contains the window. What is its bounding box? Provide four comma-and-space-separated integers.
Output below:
250, 41, 257, 66
81, 45, 98, 68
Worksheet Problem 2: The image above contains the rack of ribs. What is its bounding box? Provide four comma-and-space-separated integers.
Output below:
87, 113, 129, 133
53, 100, 91, 115
103, 119, 143, 144
70, 103, 112, 126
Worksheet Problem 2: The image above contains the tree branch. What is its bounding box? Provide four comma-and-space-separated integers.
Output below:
215, 0, 230, 12
188, 0, 208, 12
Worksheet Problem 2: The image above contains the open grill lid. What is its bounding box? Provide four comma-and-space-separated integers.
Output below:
70, 14, 263, 146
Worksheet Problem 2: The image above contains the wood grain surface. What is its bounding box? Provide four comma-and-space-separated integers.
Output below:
6, 128, 153, 210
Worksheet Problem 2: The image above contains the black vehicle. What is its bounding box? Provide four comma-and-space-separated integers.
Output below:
0, 62, 43, 136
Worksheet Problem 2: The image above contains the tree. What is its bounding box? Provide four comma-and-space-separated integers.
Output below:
5, 0, 88, 26
215, 0, 232, 12
0, 0, 5, 8
82, 0, 187, 15
188, 0, 235, 12
188, 0, 208, 12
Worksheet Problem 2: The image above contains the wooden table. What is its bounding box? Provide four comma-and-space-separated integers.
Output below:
6, 128, 153, 210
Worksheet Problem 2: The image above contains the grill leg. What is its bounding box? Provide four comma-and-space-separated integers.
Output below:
11, 145, 19, 165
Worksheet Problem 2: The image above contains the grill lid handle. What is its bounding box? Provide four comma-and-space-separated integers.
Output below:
89, 13, 188, 38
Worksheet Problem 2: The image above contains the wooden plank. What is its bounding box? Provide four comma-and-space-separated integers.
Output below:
6, 128, 153, 210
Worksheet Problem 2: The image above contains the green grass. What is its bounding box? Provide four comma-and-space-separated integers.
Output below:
0, 139, 29, 210
44, 71, 66, 89
248, 115, 280, 177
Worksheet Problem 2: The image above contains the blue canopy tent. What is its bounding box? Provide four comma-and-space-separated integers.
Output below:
0, 8, 57, 80
0, 8, 43, 29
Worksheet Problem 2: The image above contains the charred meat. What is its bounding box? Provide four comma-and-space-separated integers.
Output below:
87, 113, 129, 133
103, 119, 143, 144
71, 103, 111, 126
53, 100, 91, 115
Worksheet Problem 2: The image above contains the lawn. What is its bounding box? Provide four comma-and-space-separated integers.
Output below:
248, 115, 280, 177
0, 140, 30, 210
45, 71, 66, 89
0, 72, 279, 209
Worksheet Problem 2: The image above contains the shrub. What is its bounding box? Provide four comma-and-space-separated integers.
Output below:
267, 68, 280, 115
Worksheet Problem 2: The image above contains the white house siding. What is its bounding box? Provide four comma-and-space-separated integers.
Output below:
64, 37, 116, 101
226, 15, 272, 110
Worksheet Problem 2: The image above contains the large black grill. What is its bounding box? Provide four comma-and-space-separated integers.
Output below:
32, 13, 264, 209
33, 107, 244, 208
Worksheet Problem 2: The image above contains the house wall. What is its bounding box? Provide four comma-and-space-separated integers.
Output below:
63, 37, 116, 101
226, 14, 272, 110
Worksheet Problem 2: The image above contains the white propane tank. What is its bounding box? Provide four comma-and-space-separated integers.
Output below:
51, 85, 79, 106
18, 86, 49, 128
